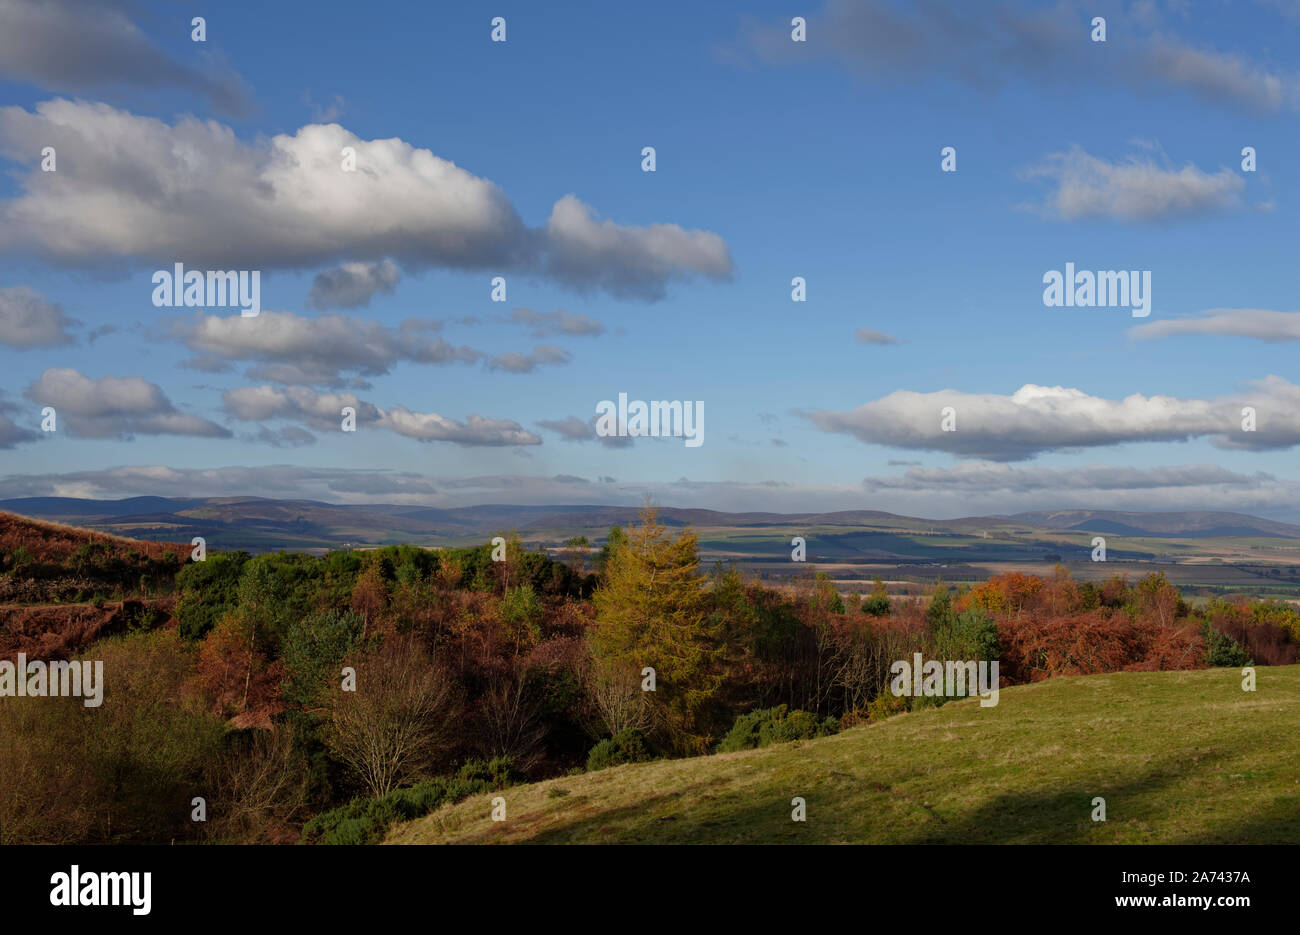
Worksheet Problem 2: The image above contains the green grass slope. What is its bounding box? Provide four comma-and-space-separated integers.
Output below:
387, 666, 1300, 844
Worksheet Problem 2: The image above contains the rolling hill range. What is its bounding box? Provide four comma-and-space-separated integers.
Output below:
5, 496, 1300, 547
5, 498, 1300, 595
386, 665, 1300, 845
1008, 510, 1300, 539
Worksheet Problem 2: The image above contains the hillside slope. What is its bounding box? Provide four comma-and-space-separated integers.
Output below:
0, 510, 188, 656
387, 666, 1300, 844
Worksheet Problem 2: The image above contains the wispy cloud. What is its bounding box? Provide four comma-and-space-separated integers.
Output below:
1021, 145, 1247, 222
855, 328, 902, 345
1131, 308, 1300, 342
508, 307, 605, 337
724, 0, 1300, 114
0, 0, 250, 113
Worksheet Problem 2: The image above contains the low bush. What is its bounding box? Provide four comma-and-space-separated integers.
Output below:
587, 729, 654, 772
716, 705, 838, 753
300, 756, 517, 845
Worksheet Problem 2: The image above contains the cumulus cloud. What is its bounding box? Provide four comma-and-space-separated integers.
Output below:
23, 367, 230, 439
487, 345, 570, 373
804, 377, 1300, 460
307, 259, 401, 309
0, 284, 77, 347
222, 384, 381, 431
222, 384, 540, 447
0, 0, 249, 112
537, 195, 733, 299
725, 0, 1300, 114
1130, 308, 1300, 342
0, 101, 731, 300
508, 307, 605, 337
175, 310, 482, 386
1022, 146, 1246, 222
855, 328, 902, 345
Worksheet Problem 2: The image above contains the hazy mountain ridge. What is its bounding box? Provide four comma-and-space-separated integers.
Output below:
2, 497, 1299, 554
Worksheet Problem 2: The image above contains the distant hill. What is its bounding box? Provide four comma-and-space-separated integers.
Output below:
1009, 509, 1300, 540
4, 497, 1300, 555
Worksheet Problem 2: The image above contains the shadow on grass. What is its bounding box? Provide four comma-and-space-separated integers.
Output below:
434, 747, 1300, 844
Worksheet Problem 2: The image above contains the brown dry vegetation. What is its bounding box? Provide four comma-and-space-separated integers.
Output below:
0, 510, 189, 564
0, 597, 176, 658
0, 511, 189, 659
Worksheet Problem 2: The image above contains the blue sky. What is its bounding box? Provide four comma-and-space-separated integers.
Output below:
3, 0, 1300, 519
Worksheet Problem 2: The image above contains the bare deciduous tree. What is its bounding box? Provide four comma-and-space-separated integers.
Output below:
204, 728, 306, 843
326, 638, 459, 797
478, 661, 546, 771
584, 655, 654, 739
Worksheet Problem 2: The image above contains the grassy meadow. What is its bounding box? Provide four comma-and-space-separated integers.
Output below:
388, 665, 1300, 845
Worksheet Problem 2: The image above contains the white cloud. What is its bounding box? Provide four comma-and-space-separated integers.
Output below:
727, 0, 1300, 114
1022, 146, 1246, 222
536, 414, 633, 448
23, 368, 230, 439
307, 259, 401, 309
538, 194, 733, 299
1130, 308, 1300, 342
0, 0, 249, 112
176, 310, 481, 386
222, 384, 540, 447
379, 406, 541, 446
0, 101, 731, 299
222, 384, 380, 431
0, 284, 77, 347
487, 345, 570, 373
804, 377, 1300, 460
